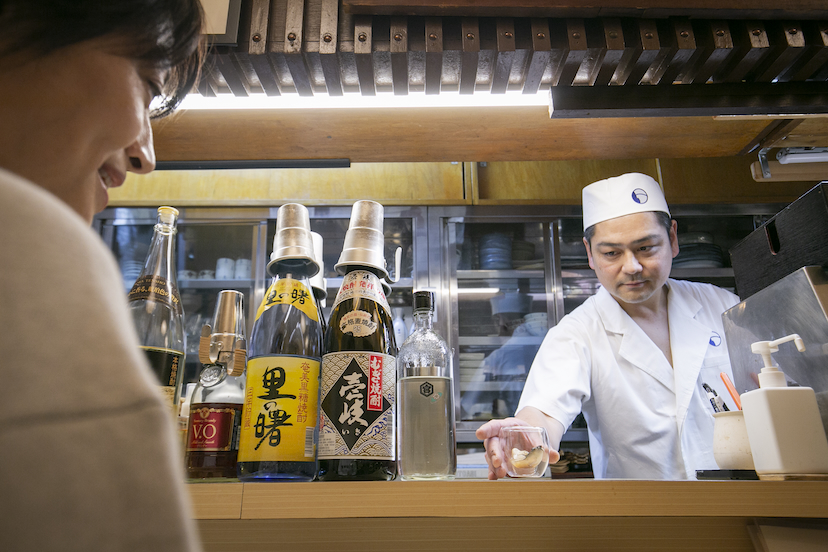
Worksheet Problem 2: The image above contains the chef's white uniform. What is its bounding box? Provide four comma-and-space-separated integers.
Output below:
518, 278, 740, 479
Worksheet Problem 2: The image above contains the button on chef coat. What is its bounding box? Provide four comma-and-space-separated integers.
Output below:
517, 279, 740, 479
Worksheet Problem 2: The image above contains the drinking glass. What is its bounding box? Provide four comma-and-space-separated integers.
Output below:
500, 426, 550, 478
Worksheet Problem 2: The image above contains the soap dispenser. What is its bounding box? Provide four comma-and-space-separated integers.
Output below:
740, 334, 828, 479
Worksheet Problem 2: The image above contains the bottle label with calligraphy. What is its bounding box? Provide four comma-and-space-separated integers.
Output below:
255, 278, 318, 322
319, 351, 396, 461
330, 270, 391, 316
237, 355, 321, 463
128, 275, 182, 314
187, 405, 241, 452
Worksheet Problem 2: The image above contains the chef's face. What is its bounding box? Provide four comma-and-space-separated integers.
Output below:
0, 36, 163, 223
584, 212, 679, 308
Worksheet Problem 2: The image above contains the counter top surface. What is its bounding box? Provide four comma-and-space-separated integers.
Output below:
188, 479, 828, 521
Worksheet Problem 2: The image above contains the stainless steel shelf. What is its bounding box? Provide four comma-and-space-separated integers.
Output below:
179, 279, 254, 289
562, 268, 735, 279
459, 382, 526, 392
459, 336, 545, 346
458, 269, 545, 280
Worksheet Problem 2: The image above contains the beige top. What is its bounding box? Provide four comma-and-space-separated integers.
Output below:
0, 168, 201, 551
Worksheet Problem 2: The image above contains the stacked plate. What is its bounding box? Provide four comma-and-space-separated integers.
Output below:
674, 232, 724, 269
121, 259, 144, 289
479, 232, 512, 269
511, 240, 535, 261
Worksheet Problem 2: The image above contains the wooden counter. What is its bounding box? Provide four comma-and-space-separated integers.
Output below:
188, 480, 828, 551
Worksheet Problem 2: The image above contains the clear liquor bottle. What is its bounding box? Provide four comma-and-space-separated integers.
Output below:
397, 291, 456, 480
127, 206, 185, 408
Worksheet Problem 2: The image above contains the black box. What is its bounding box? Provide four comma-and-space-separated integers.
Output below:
729, 183, 828, 299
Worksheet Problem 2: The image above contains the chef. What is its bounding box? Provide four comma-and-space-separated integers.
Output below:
477, 173, 740, 479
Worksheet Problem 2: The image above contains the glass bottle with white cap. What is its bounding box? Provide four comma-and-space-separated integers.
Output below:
127, 205, 186, 409
237, 203, 324, 482
317, 200, 398, 481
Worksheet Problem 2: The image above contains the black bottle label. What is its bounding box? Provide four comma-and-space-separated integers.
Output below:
140, 346, 183, 404
319, 352, 395, 460
128, 275, 182, 314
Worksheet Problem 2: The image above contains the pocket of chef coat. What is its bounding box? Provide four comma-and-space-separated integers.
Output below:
700, 353, 734, 410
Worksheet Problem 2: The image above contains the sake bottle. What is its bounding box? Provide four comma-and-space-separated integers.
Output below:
310, 231, 328, 335
127, 206, 185, 408
237, 204, 323, 481
186, 290, 247, 479
317, 200, 397, 481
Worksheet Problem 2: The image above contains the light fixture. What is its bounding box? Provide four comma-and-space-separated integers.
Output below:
457, 287, 501, 295
179, 90, 551, 110
776, 147, 828, 164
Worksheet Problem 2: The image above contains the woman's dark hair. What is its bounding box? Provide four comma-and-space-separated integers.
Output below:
0, 0, 206, 118
584, 211, 673, 246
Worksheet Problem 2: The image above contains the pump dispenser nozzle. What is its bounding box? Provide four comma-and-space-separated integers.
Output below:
750, 334, 806, 388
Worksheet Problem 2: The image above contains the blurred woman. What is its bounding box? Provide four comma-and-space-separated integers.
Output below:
0, 2, 206, 550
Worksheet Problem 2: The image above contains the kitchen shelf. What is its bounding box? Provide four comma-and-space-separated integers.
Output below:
179, 279, 255, 289
456, 422, 588, 443
458, 269, 545, 280
459, 382, 526, 392
459, 336, 545, 347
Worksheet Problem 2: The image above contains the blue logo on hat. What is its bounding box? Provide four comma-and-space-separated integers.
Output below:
632, 188, 648, 204
709, 331, 722, 347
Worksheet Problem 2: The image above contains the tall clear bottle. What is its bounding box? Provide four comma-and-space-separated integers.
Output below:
186, 290, 247, 479
127, 206, 185, 408
317, 200, 397, 481
237, 204, 323, 481
397, 291, 456, 480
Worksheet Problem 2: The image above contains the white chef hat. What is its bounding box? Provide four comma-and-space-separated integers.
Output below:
582, 173, 670, 231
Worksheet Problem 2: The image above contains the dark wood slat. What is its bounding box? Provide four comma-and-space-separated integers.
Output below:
281, 0, 313, 95
593, 18, 626, 86
233, 0, 280, 95
460, 18, 480, 94
573, 18, 608, 86
341, 1, 828, 20
611, 18, 645, 85
214, 52, 250, 96
715, 20, 773, 83
657, 18, 695, 85
318, 0, 343, 96
545, 18, 571, 87
641, 19, 679, 84
550, 82, 828, 118
625, 19, 664, 85
425, 17, 443, 94
390, 16, 409, 94
787, 21, 828, 81
677, 20, 731, 84
248, 55, 282, 95
755, 21, 809, 82
354, 15, 376, 95
557, 19, 589, 86
491, 18, 516, 93
523, 18, 551, 93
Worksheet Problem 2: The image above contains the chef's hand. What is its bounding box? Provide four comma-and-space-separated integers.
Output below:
476, 417, 529, 480
476, 407, 565, 480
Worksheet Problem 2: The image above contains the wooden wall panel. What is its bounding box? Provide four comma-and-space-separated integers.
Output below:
152, 108, 772, 164
473, 159, 659, 204
660, 156, 817, 204
110, 162, 467, 206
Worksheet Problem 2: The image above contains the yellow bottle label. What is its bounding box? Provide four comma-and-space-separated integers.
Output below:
255, 278, 318, 322
238, 355, 321, 463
